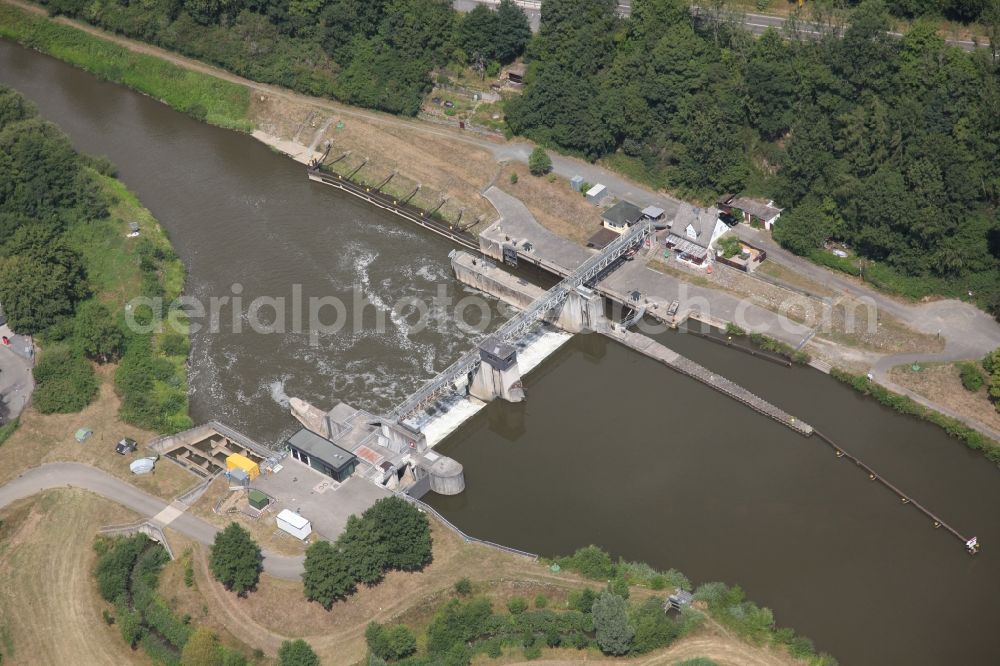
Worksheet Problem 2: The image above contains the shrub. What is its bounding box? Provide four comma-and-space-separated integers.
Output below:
509, 172, 518, 184
528, 146, 551, 176
631, 597, 681, 654
454, 577, 472, 596
959, 362, 984, 391
32, 348, 97, 413
567, 588, 598, 614
725, 322, 747, 337
277, 639, 319, 666
523, 642, 542, 659
591, 592, 634, 655
209, 522, 261, 596
608, 574, 630, 599
507, 597, 528, 614
559, 545, 614, 580
160, 332, 190, 357
534, 594, 547, 609
426, 597, 492, 654
365, 622, 417, 661
180, 627, 222, 666
94, 534, 147, 602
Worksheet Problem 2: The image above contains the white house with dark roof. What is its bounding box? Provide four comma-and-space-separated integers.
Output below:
664, 204, 728, 266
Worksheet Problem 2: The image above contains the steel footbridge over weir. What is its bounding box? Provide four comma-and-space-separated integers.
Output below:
386, 220, 654, 422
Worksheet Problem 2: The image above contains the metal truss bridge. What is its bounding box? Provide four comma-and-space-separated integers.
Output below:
388, 220, 653, 421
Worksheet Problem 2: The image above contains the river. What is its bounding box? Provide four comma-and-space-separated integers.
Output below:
3, 39, 999, 665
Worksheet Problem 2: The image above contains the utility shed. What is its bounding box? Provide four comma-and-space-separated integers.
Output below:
570, 175, 584, 191
248, 489, 269, 510
226, 453, 260, 480
286, 427, 359, 482
276, 509, 311, 540
586, 184, 608, 203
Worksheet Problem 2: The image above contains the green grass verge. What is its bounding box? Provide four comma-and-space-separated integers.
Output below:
0, 4, 252, 132
0, 419, 19, 446
831, 368, 1000, 467
62, 171, 192, 433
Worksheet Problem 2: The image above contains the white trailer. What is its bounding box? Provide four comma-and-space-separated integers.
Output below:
275, 509, 312, 540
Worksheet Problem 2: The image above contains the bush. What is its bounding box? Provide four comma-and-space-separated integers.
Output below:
509, 172, 518, 184
277, 639, 319, 666
507, 597, 528, 614
209, 522, 261, 596
528, 146, 551, 176
95, 534, 148, 602
180, 627, 222, 666
426, 597, 492, 654
959, 362, 984, 391
567, 588, 598, 614
454, 577, 472, 596
558, 545, 614, 580
534, 594, 547, 609
365, 623, 417, 661
725, 322, 747, 337
32, 348, 97, 413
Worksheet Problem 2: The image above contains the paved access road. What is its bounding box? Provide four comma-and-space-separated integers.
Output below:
0, 463, 305, 579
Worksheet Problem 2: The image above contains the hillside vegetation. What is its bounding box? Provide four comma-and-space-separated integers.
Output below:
507, 0, 1000, 308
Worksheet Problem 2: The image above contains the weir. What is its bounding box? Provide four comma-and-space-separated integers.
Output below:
447, 248, 980, 554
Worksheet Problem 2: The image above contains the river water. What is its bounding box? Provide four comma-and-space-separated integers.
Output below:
3, 39, 999, 665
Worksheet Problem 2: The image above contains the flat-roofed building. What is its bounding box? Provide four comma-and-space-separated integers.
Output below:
286, 427, 359, 482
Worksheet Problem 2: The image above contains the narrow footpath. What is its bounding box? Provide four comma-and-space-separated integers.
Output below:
0, 462, 305, 579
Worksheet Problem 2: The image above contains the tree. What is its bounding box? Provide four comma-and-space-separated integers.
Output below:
32, 349, 97, 414
278, 639, 320, 666
209, 523, 262, 596
528, 147, 552, 176
303, 540, 355, 609
181, 628, 223, 666
359, 496, 432, 571
73, 301, 125, 362
592, 592, 634, 655
494, 0, 531, 63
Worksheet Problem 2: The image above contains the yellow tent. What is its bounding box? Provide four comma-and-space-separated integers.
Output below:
226, 453, 260, 480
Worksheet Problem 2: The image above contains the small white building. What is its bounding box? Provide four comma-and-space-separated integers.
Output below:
276, 509, 312, 541
585, 183, 608, 204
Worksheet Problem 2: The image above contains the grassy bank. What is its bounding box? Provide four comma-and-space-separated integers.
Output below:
831, 368, 1000, 467
0, 3, 252, 131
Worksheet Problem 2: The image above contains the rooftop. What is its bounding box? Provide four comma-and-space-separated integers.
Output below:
667, 204, 721, 249
601, 200, 644, 228
286, 427, 357, 470
731, 196, 782, 221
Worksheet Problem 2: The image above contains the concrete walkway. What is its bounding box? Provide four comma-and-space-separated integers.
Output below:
0, 463, 305, 579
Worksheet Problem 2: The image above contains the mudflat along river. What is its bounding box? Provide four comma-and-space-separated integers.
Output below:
3, 39, 999, 665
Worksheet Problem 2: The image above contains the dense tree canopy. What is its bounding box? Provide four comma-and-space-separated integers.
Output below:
277, 640, 320, 666
44, 0, 530, 116
508, 0, 1000, 310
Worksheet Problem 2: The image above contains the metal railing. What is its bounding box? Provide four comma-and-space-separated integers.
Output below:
388, 221, 652, 420
397, 492, 539, 560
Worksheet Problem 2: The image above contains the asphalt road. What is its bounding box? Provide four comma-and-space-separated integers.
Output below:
0, 462, 305, 579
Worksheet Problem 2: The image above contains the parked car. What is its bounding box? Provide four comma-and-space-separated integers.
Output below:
443, 100, 454, 108
115, 438, 138, 455
431, 96, 442, 105
667, 301, 680, 317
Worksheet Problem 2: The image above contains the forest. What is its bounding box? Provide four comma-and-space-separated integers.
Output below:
41, 0, 530, 116
507, 0, 1000, 308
